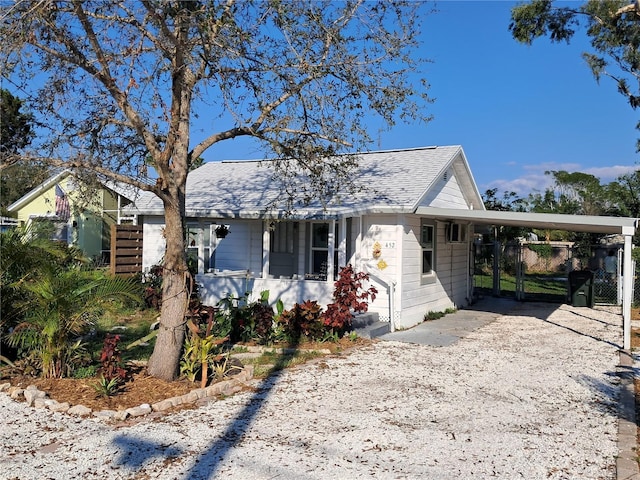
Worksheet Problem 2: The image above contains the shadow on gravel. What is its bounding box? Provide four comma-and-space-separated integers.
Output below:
575, 370, 636, 424
112, 434, 184, 469
540, 316, 622, 350
182, 338, 302, 479
109, 340, 302, 477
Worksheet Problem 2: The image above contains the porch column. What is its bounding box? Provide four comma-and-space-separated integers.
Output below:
327, 219, 336, 283
262, 222, 270, 279
355, 216, 363, 271
337, 217, 347, 268
622, 228, 633, 350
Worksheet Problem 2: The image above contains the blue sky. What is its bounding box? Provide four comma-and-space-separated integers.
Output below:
198, 0, 639, 198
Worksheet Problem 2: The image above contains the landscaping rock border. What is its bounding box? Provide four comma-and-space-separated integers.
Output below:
0, 365, 253, 423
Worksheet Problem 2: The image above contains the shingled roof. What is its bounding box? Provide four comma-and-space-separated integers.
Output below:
131, 145, 483, 219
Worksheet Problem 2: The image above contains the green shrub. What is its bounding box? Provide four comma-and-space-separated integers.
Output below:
6, 268, 140, 378
73, 365, 98, 379
276, 300, 324, 342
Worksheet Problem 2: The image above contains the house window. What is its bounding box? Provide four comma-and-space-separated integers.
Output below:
310, 223, 329, 279
31, 217, 69, 244
421, 221, 435, 276
186, 223, 215, 274
270, 222, 295, 254
448, 223, 467, 243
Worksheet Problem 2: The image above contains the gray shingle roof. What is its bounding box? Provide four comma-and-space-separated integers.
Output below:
131, 145, 479, 218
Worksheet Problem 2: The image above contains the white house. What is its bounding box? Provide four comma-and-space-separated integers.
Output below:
130, 146, 485, 330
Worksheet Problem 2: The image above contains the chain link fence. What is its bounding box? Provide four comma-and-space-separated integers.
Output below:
473, 242, 627, 305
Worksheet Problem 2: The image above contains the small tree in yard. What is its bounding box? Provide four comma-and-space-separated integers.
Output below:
0, 1, 433, 380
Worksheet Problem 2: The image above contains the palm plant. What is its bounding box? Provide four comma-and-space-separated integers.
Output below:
1, 224, 86, 362
7, 267, 140, 378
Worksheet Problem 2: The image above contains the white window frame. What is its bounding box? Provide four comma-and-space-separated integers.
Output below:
186, 222, 218, 274
309, 222, 330, 279
448, 223, 467, 243
420, 220, 436, 284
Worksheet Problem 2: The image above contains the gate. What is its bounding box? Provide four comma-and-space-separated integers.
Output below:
473, 242, 622, 305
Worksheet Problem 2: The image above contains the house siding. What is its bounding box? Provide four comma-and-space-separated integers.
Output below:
142, 218, 264, 275
397, 216, 471, 329
142, 217, 166, 271
14, 180, 65, 223
214, 221, 258, 273
356, 215, 400, 322
420, 168, 469, 209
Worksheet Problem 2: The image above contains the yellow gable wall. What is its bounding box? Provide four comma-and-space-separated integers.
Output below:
14, 175, 118, 260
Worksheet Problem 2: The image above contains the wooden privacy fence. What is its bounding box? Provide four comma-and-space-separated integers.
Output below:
110, 224, 143, 276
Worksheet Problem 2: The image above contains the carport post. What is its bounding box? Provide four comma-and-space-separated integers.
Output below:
492, 238, 501, 296
623, 230, 633, 350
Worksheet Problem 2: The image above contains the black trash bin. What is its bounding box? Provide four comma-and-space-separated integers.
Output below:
568, 270, 594, 307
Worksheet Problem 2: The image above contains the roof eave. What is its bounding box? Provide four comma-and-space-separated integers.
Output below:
7, 170, 71, 212
415, 207, 638, 235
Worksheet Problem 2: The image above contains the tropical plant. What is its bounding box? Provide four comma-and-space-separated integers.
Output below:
213, 291, 275, 344
98, 334, 127, 384
142, 264, 164, 310
322, 265, 378, 336
1, 224, 87, 362
179, 332, 227, 387
92, 376, 121, 397
277, 300, 324, 342
212, 355, 230, 380
179, 334, 201, 383
6, 268, 140, 378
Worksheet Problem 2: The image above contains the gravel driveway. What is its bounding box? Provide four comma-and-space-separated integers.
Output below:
0, 302, 623, 479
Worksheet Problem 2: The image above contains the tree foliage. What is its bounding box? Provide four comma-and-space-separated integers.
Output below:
0, 88, 33, 158
606, 169, 640, 217
482, 168, 640, 243
0, 1, 433, 380
481, 188, 529, 242
510, 0, 640, 150
0, 89, 49, 214
530, 170, 605, 215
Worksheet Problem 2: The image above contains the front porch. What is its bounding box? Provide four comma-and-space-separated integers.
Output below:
195, 270, 334, 311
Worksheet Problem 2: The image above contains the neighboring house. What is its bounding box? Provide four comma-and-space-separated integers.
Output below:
7, 170, 141, 262
0, 216, 18, 232
130, 146, 485, 330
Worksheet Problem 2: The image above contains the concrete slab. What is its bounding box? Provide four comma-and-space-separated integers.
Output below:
379, 297, 523, 346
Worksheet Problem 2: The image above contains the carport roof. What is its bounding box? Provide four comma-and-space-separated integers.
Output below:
415, 207, 638, 236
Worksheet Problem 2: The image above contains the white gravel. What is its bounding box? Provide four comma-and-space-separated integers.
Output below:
0, 303, 623, 479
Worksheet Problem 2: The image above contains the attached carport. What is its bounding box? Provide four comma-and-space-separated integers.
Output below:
417, 207, 639, 349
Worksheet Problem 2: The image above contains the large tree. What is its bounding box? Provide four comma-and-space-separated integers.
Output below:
509, 0, 640, 150
0, 89, 49, 214
0, 1, 433, 380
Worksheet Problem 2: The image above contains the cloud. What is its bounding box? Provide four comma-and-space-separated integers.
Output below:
482, 163, 638, 198
582, 165, 638, 181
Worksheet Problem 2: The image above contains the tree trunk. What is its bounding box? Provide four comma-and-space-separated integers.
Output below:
147, 199, 189, 381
